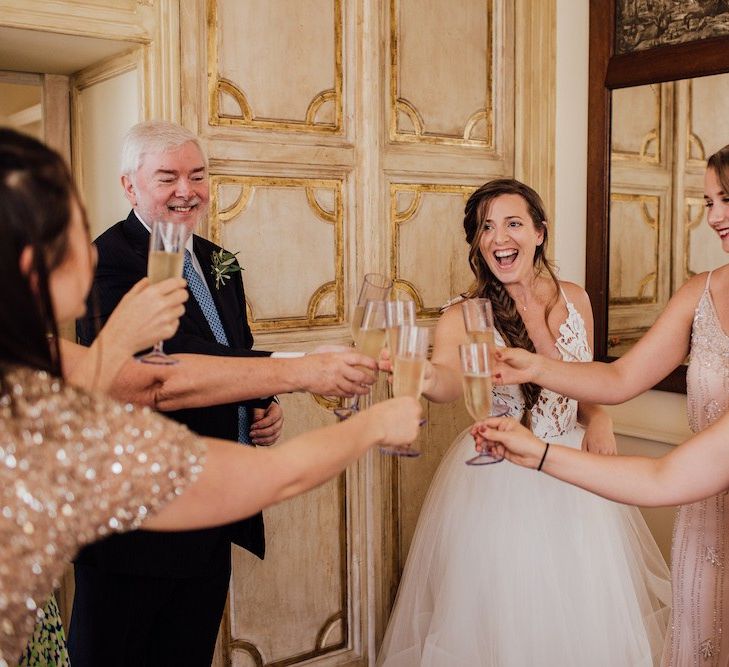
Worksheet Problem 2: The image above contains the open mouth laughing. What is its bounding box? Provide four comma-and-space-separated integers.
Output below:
494, 248, 519, 267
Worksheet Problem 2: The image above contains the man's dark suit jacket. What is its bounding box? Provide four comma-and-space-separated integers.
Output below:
76, 210, 269, 577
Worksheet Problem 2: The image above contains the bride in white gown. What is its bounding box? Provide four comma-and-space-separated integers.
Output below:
377, 179, 671, 666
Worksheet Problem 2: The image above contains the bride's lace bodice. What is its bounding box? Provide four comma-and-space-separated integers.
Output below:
493, 300, 592, 440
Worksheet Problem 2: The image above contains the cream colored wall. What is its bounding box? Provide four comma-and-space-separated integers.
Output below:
0, 0, 683, 654
183, 2, 521, 662
75, 67, 140, 238
553, 0, 686, 564
554, 0, 588, 286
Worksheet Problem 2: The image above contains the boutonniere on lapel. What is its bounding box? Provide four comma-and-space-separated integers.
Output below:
210, 249, 242, 290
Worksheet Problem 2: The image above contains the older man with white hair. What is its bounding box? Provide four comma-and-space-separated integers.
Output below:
70, 121, 374, 665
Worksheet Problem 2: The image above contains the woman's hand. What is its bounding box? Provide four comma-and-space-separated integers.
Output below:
471, 416, 546, 468
102, 277, 188, 356
492, 347, 542, 386
356, 396, 422, 448
581, 412, 617, 455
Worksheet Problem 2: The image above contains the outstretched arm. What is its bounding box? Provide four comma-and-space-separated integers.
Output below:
66, 341, 378, 410
493, 274, 702, 404
144, 396, 422, 530
149, 351, 377, 410
475, 411, 729, 507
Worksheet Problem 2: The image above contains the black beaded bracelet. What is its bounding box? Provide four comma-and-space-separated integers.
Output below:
537, 442, 550, 471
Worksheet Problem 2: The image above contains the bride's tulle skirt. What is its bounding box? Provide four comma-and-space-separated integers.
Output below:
377, 428, 671, 666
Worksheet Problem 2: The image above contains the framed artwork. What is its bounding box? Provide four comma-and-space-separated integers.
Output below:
616, 0, 729, 54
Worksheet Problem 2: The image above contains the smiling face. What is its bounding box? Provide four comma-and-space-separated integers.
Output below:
704, 167, 729, 254
477, 193, 545, 285
122, 140, 209, 233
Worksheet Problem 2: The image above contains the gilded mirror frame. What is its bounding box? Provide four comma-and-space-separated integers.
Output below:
587, 0, 729, 393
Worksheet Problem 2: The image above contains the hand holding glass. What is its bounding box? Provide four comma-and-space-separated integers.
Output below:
138, 220, 189, 365
380, 325, 429, 457
459, 342, 506, 465
335, 298, 387, 420
338, 274, 392, 418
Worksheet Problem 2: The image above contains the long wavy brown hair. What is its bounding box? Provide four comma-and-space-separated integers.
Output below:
463, 178, 560, 427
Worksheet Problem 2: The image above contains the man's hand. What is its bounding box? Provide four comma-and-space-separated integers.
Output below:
295, 352, 377, 397
250, 402, 284, 446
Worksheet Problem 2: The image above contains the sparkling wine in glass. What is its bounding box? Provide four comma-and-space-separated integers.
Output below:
385, 298, 416, 354
356, 300, 387, 360
462, 298, 496, 344
335, 275, 392, 420
459, 342, 506, 465
351, 273, 392, 342
335, 298, 388, 420
137, 220, 189, 365
380, 325, 429, 457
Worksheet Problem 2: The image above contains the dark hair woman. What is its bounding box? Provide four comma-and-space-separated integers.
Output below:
0, 128, 421, 663
377, 178, 670, 666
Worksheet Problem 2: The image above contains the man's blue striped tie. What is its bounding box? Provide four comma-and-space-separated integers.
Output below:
183, 250, 250, 444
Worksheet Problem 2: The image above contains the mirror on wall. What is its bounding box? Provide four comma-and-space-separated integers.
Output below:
607, 72, 729, 357
587, 1, 729, 392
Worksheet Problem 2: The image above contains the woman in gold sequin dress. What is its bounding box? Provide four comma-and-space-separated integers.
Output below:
489, 145, 729, 665
0, 129, 421, 665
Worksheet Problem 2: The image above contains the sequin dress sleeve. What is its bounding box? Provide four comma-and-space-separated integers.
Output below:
0, 367, 207, 665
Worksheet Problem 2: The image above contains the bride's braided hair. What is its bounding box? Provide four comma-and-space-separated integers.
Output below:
463, 179, 560, 428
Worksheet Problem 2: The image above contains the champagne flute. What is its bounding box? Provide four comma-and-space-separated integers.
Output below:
137, 220, 189, 365
384, 297, 416, 398
351, 273, 393, 341
335, 274, 392, 419
380, 324, 429, 457
385, 298, 416, 354
335, 299, 387, 419
459, 342, 507, 465
461, 298, 496, 347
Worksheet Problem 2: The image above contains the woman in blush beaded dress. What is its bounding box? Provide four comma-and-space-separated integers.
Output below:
490, 145, 729, 665
377, 179, 670, 666
0, 129, 421, 664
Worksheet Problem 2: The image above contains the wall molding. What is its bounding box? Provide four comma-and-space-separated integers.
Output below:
514, 0, 556, 226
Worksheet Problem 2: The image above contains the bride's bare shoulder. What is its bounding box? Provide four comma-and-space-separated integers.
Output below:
436, 298, 467, 335
440, 294, 466, 312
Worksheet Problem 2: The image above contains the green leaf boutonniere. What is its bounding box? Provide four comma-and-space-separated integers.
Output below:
210, 249, 242, 290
